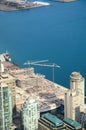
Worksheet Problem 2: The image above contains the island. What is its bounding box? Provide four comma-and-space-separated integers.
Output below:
0, 0, 50, 11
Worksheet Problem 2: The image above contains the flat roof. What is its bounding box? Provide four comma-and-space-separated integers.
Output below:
63, 118, 82, 129
0, 83, 8, 87
42, 113, 63, 126
0, 73, 15, 81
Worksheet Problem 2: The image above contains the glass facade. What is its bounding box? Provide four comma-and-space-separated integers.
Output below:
0, 83, 12, 130
21, 99, 40, 130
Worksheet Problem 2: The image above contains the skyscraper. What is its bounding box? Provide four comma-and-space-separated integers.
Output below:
0, 83, 12, 130
0, 74, 16, 114
21, 98, 40, 130
64, 72, 85, 122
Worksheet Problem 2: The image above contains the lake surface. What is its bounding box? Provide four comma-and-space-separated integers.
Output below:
0, 0, 86, 89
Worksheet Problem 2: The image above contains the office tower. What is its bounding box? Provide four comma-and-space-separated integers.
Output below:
0, 83, 12, 130
64, 72, 85, 122
21, 98, 40, 130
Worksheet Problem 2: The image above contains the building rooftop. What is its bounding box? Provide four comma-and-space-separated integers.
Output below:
10, 124, 17, 130
63, 118, 82, 129
0, 83, 8, 87
15, 72, 68, 112
0, 73, 16, 81
42, 113, 63, 126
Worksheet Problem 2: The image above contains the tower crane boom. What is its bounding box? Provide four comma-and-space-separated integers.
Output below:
24, 60, 48, 65
24, 60, 60, 83
27, 63, 60, 68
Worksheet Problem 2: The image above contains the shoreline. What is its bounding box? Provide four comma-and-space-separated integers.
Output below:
0, 0, 76, 12
0, 2, 50, 12
0, 3, 17, 11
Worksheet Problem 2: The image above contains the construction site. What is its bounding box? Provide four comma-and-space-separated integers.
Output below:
0, 54, 68, 113
10, 64, 67, 112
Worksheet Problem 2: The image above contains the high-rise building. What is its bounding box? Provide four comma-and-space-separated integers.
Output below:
0, 74, 16, 114
64, 72, 85, 122
0, 83, 12, 130
21, 98, 40, 130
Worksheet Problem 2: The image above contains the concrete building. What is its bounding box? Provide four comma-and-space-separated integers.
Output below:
64, 72, 85, 122
21, 98, 40, 130
0, 83, 12, 130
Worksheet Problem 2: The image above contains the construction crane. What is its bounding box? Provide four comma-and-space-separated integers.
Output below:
24, 60, 60, 83
24, 60, 48, 65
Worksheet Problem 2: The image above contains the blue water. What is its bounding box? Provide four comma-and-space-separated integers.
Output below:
0, 0, 86, 89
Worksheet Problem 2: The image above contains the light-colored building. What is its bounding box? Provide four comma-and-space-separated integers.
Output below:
64, 72, 85, 122
0, 83, 12, 130
21, 98, 40, 130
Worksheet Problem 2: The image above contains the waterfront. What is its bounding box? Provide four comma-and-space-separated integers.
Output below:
0, 2, 50, 11
0, 0, 86, 90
